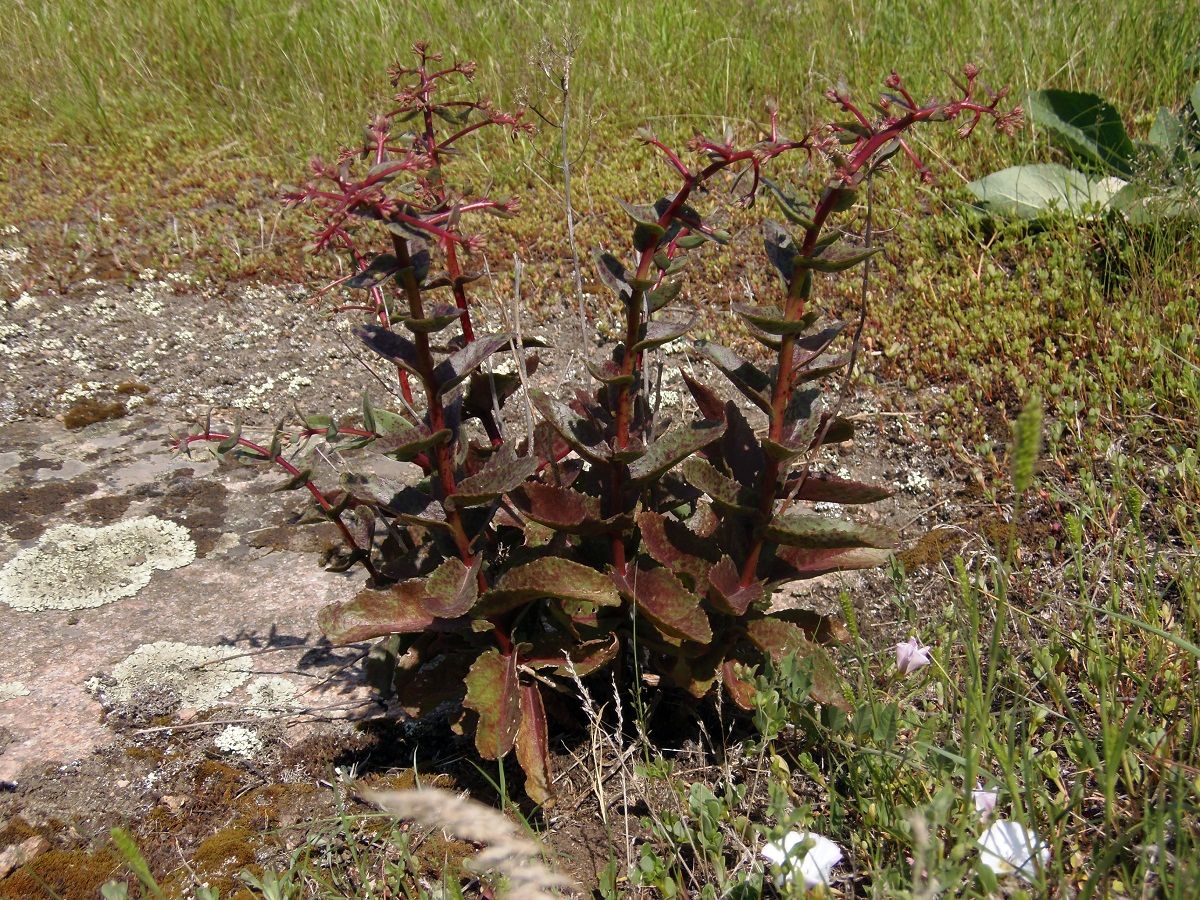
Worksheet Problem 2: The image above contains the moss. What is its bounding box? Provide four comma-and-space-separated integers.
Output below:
0, 816, 41, 850
115, 381, 150, 395
896, 527, 962, 570
192, 759, 246, 804
63, 398, 126, 429
185, 827, 258, 895
233, 783, 319, 830
0, 848, 124, 900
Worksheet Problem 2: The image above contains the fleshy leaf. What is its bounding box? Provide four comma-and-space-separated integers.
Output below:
732, 303, 819, 336
722, 657, 759, 710
400, 303, 465, 334
513, 482, 623, 535
522, 634, 620, 677
346, 253, 402, 290
619, 565, 713, 645
422, 557, 480, 618
633, 314, 696, 351
448, 445, 538, 508
628, 419, 726, 482
483, 557, 621, 614
594, 251, 633, 298
794, 241, 880, 273
694, 341, 772, 413
515, 682, 554, 805
636, 510, 714, 589
356, 325, 422, 376
681, 372, 725, 420
647, 279, 683, 312
529, 390, 611, 465
765, 513, 897, 549
463, 649, 521, 759
433, 333, 513, 396
681, 457, 757, 514
320, 582, 442, 644
771, 546, 894, 579
783, 471, 892, 504
763, 178, 817, 228
745, 618, 845, 707
708, 554, 763, 616
763, 220, 797, 283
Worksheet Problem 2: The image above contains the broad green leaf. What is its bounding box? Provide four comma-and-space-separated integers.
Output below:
966, 164, 1126, 219
1028, 89, 1135, 176
463, 649, 520, 759
1148, 108, 1185, 153
765, 513, 897, 550
628, 419, 726, 482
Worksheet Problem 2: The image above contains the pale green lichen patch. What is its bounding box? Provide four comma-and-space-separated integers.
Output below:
0, 681, 31, 702
107, 641, 251, 709
245, 676, 300, 717
214, 724, 264, 759
0, 515, 195, 611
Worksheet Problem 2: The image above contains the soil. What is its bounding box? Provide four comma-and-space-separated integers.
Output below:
0, 270, 1018, 896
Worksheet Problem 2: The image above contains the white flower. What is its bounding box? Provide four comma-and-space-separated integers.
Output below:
761, 830, 844, 890
895, 636, 932, 675
972, 782, 998, 820
977, 820, 1049, 881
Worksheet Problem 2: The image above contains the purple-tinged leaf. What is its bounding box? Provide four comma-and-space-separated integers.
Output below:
772, 546, 894, 579
794, 322, 847, 357
628, 419, 725, 482
722, 657, 759, 710
615, 564, 713, 644
708, 555, 763, 616
346, 253, 402, 290
783, 471, 892, 504
763, 220, 797, 283
792, 353, 850, 385
356, 325, 422, 376
694, 341, 772, 413
765, 513, 897, 550
732, 303, 819, 336
594, 251, 633, 299
513, 482, 627, 535
394, 650, 473, 718
529, 389, 611, 466
585, 358, 636, 387
515, 682, 554, 805
522, 634, 620, 677
721, 402, 766, 488
463, 355, 538, 421
422, 557, 480, 618
482, 557, 621, 615
681, 457, 757, 514
447, 445, 538, 508
637, 511, 714, 590
633, 314, 696, 352
433, 333, 513, 396
681, 372, 725, 420
763, 179, 817, 229
400, 303, 464, 334
374, 423, 452, 461
319, 581, 450, 645
463, 649, 521, 759
745, 618, 845, 708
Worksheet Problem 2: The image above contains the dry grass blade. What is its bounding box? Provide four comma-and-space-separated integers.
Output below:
359, 787, 576, 899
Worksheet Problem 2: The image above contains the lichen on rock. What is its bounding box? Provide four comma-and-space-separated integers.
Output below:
0, 515, 195, 611
106, 641, 251, 709
245, 675, 300, 717
214, 725, 264, 759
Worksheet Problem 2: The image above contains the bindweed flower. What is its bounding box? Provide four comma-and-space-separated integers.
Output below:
973, 782, 998, 821
977, 820, 1049, 881
761, 830, 844, 890
895, 636, 933, 675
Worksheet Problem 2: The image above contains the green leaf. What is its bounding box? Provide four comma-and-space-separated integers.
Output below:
794, 241, 880, 273
628, 419, 726, 482
617, 564, 713, 644
732, 303, 819, 336
464, 649, 521, 759
782, 471, 892, 504
633, 314, 696, 351
346, 253, 402, 290
400, 303, 465, 334
422, 557, 481, 618
762, 220, 797, 283
745, 618, 845, 707
1028, 89, 1135, 176
110, 827, 163, 898
447, 445, 538, 508
375, 423, 452, 461
763, 178, 816, 228
647, 279, 683, 312
681, 457, 757, 514
529, 389, 611, 465
967, 163, 1126, 220
482, 557, 621, 614
765, 513, 897, 550
694, 341, 772, 413
1148, 107, 1185, 153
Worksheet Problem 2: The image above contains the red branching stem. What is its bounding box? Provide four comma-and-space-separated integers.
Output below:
179, 432, 378, 579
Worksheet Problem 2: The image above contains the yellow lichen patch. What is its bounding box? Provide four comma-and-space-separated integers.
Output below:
0, 848, 125, 899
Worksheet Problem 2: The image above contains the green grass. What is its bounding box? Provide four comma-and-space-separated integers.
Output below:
3, 1, 1200, 896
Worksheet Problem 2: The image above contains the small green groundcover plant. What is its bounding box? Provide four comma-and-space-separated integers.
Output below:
182, 45, 1017, 804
